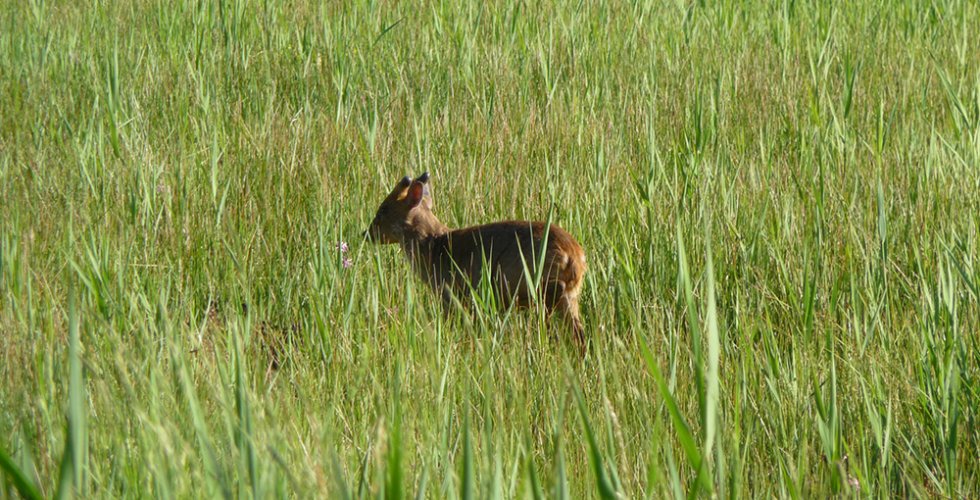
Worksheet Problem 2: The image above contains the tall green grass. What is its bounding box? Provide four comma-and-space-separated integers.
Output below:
2, 0, 979, 497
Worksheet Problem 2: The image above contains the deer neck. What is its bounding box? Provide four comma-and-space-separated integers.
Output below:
399, 210, 449, 259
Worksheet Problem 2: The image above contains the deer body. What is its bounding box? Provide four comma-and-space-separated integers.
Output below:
366, 173, 586, 344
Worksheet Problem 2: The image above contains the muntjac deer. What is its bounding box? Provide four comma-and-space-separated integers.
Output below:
365, 172, 587, 346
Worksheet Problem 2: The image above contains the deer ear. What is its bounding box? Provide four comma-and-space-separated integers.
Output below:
394, 176, 411, 191
406, 181, 425, 208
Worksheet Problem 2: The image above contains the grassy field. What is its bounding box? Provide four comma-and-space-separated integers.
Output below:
2, 0, 979, 497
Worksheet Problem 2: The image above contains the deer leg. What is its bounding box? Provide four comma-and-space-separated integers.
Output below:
557, 296, 586, 354
545, 281, 586, 353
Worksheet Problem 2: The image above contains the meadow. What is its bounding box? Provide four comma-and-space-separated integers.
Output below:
2, 0, 979, 497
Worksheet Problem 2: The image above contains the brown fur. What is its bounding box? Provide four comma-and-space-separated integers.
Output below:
366, 173, 587, 346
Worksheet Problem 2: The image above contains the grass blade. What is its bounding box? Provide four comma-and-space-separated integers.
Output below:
573, 386, 618, 500
55, 290, 86, 499
0, 445, 42, 500
460, 417, 474, 500
638, 337, 702, 494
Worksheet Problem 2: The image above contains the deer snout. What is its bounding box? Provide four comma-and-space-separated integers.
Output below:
363, 225, 384, 243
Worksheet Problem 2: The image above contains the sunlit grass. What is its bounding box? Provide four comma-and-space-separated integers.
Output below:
1, 0, 979, 497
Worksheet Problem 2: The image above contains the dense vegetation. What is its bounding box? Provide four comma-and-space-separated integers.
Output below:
2, 0, 979, 497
